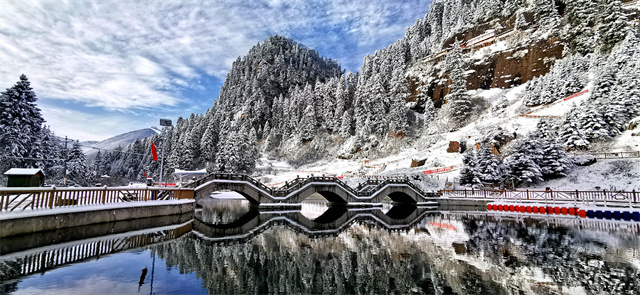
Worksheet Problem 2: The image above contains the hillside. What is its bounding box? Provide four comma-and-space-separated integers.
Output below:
98, 0, 640, 189
82, 128, 159, 156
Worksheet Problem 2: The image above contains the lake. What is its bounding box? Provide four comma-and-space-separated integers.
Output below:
1, 199, 638, 295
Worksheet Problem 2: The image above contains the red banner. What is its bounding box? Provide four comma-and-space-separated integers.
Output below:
423, 165, 454, 175
151, 142, 158, 161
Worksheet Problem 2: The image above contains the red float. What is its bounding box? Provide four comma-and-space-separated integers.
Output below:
525, 206, 532, 213
561, 207, 568, 215
554, 207, 561, 214
498, 205, 504, 211
539, 207, 547, 214
509, 205, 515, 212
577, 210, 587, 218
568, 208, 576, 215
492, 204, 498, 211
533, 207, 539, 213
487, 204, 492, 210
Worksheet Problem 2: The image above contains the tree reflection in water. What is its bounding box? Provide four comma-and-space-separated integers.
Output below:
152, 209, 640, 295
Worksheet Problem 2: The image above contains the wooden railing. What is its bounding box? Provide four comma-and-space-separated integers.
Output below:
440, 189, 638, 205
0, 186, 194, 213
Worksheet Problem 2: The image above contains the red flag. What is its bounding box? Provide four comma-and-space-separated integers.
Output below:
151, 142, 158, 161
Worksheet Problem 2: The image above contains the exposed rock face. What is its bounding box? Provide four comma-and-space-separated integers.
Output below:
425, 38, 564, 106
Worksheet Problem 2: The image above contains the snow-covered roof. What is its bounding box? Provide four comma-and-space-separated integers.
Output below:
4, 168, 44, 176
174, 168, 207, 176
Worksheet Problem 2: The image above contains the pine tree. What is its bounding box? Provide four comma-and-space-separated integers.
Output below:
0, 75, 44, 175
538, 139, 570, 179
597, 0, 629, 53
475, 144, 505, 185
505, 139, 543, 186
298, 104, 318, 142
445, 40, 471, 125
459, 150, 480, 185
339, 110, 353, 138
67, 141, 90, 186
200, 114, 219, 169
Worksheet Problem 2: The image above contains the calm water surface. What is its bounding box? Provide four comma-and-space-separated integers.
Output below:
1, 198, 639, 295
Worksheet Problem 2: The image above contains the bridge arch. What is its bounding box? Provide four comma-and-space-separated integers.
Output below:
290, 184, 351, 204
194, 181, 270, 205
370, 185, 423, 204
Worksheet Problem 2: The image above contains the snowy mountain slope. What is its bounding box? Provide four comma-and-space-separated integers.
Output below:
82, 128, 160, 156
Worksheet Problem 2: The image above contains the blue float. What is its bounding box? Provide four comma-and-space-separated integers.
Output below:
613, 211, 621, 220
632, 212, 640, 222
622, 212, 631, 220
595, 211, 603, 219
604, 211, 612, 219
587, 210, 595, 218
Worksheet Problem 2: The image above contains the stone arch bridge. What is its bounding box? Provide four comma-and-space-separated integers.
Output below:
185, 174, 437, 206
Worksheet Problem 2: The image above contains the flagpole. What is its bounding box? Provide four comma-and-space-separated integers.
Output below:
158, 119, 172, 187
159, 128, 165, 187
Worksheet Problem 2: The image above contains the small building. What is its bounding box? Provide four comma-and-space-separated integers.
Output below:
174, 168, 207, 185
4, 168, 45, 187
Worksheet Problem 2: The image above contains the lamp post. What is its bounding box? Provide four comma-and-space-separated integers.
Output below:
159, 119, 172, 187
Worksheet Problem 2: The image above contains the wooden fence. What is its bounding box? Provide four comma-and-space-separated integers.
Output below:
440, 189, 638, 205
0, 186, 195, 213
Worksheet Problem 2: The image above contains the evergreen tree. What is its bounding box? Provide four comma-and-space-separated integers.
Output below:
538, 139, 571, 179
0, 75, 44, 177
597, 0, 628, 53
505, 139, 543, 186
67, 141, 90, 186
459, 150, 480, 185
339, 110, 353, 138
445, 40, 471, 125
475, 144, 505, 185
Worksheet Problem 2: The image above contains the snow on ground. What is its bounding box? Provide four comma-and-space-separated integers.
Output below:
255, 82, 639, 192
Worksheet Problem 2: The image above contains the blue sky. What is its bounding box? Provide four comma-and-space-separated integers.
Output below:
1, 0, 432, 141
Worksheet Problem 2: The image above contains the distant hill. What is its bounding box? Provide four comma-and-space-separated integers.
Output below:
83, 128, 160, 157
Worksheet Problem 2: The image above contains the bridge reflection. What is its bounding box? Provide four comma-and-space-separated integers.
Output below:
192, 201, 437, 244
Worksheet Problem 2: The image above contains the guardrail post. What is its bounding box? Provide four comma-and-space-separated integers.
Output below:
633, 190, 637, 204
464, 190, 467, 198
102, 187, 107, 204
48, 186, 56, 209
526, 189, 529, 200
484, 190, 487, 199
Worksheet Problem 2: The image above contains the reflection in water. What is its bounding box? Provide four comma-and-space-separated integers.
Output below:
3, 205, 639, 295
300, 202, 329, 219
196, 197, 252, 224
161, 210, 640, 295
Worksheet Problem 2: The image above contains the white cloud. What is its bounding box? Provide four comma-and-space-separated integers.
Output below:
39, 102, 158, 142
1, 0, 432, 140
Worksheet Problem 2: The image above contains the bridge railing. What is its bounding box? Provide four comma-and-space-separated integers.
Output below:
187, 172, 434, 200
440, 189, 638, 205
0, 186, 194, 213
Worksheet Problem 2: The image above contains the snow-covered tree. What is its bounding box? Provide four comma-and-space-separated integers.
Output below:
0, 75, 44, 175
445, 40, 471, 125
504, 139, 543, 186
